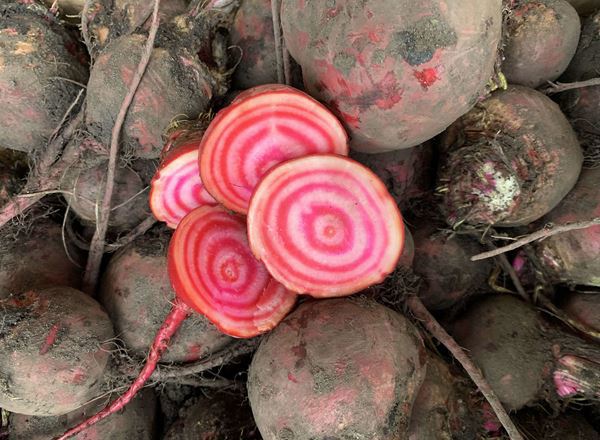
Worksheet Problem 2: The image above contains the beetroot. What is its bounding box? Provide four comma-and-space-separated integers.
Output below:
0, 287, 114, 416
248, 298, 426, 439
350, 142, 434, 210
438, 85, 583, 227
563, 10, 600, 81
450, 294, 600, 411
566, 0, 600, 14
281, 0, 503, 152
515, 409, 600, 440
534, 169, 600, 286
99, 230, 233, 363
0, 217, 82, 298
168, 205, 297, 337
563, 292, 600, 332
8, 389, 158, 440
502, 0, 580, 88
412, 221, 493, 311
397, 227, 414, 268
247, 154, 404, 297
199, 84, 349, 214
164, 392, 260, 440
0, 3, 87, 154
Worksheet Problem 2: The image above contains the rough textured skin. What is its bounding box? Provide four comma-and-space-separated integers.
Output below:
439, 85, 583, 227
412, 222, 492, 311
560, 85, 600, 167
8, 389, 158, 440
563, 10, 600, 81
85, 34, 220, 158
408, 354, 481, 440
534, 169, 600, 286
61, 161, 150, 230
0, 218, 82, 299
0, 287, 114, 416
503, 0, 580, 88
164, 393, 260, 440
515, 409, 600, 440
248, 298, 426, 440
564, 293, 600, 332
566, 0, 600, 14
0, 4, 88, 154
281, 0, 503, 152
350, 143, 434, 210
84, 0, 189, 55
99, 231, 233, 363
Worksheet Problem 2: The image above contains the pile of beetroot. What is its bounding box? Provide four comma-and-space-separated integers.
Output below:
0, 0, 599, 439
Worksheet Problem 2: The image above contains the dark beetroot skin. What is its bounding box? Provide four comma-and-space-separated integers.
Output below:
8, 389, 158, 440
534, 169, 600, 287
439, 85, 583, 227
563, 292, 600, 332
566, 0, 600, 14
563, 10, 600, 82
248, 298, 426, 439
450, 295, 600, 411
0, 217, 82, 299
516, 409, 600, 440
281, 0, 503, 152
350, 142, 434, 210
0, 287, 114, 416
0, 3, 88, 154
99, 230, 233, 363
412, 221, 493, 311
503, 0, 580, 88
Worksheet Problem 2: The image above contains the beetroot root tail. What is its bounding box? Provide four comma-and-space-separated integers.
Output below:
54, 301, 192, 440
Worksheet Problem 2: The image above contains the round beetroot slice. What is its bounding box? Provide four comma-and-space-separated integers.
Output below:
247, 154, 404, 297
199, 84, 349, 214
168, 205, 297, 338
150, 142, 217, 229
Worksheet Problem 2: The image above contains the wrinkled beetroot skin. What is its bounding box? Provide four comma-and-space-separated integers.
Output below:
248, 298, 426, 439
8, 389, 158, 440
281, 0, 502, 152
503, 0, 580, 88
535, 169, 600, 287
350, 142, 434, 209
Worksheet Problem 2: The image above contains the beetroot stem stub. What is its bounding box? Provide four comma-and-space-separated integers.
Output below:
168, 205, 297, 338
247, 154, 404, 298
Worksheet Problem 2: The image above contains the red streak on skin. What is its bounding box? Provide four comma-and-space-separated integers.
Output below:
413, 68, 439, 90
327, 7, 340, 18
287, 373, 299, 383
374, 72, 403, 110
39, 323, 61, 355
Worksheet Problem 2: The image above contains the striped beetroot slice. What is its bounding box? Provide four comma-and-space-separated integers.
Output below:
168, 205, 297, 338
199, 84, 349, 214
247, 154, 404, 298
150, 139, 217, 229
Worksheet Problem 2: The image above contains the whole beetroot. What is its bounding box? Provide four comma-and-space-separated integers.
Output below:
99, 230, 233, 363
450, 294, 600, 411
0, 287, 114, 416
534, 169, 600, 287
438, 85, 583, 227
8, 389, 158, 440
248, 298, 426, 439
281, 0, 503, 152
0, 3, 88, 154
503, 0, 580, 88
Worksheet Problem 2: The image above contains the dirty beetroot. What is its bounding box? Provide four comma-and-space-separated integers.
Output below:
1, 0, 600, 439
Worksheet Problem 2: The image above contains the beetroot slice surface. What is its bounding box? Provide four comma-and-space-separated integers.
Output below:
248, 154, 404, 297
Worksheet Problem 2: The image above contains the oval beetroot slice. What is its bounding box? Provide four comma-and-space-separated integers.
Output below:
199, 84, 349, 214
248, 154, 404, 298
150, 141, 217, 229
168, 205, 298, 338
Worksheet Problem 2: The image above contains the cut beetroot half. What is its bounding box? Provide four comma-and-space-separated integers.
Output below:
150, 135, 217, 229
247, 154, 404, 298
168, 205, 298, 338
199, 84, 349, 214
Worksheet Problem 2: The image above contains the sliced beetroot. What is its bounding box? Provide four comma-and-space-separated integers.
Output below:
199, 84, 349, 214
150, 131, 217, 229
503, 0, 580, 88
168, 205, 298, 338
248, 298, 426, 439
100, 230, 233, 363
247, 154, 404, 297
281, 0, 503, 152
